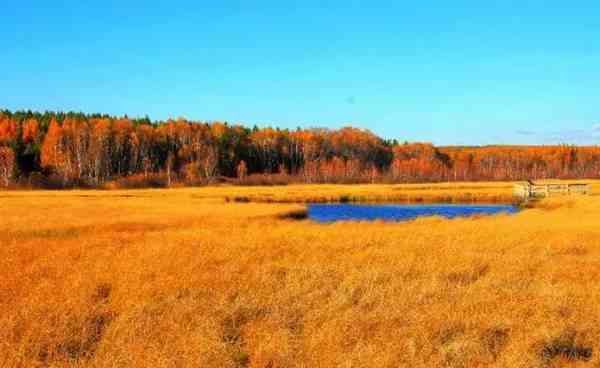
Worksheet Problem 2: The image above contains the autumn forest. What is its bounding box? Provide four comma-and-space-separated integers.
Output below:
1, 109, 600, 188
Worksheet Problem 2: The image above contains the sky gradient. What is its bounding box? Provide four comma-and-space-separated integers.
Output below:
2, 1, 600, 145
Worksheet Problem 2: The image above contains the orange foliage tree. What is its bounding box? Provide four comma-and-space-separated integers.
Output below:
4, 108, 600, 187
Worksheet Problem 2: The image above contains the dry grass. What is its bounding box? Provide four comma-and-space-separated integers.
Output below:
218, 182, 518, 203
2, 183, 600, 367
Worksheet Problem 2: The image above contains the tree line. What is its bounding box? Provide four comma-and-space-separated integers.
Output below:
1, 109, 600, 188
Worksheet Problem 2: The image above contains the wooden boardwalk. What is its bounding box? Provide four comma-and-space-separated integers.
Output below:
514, 181, 591, 200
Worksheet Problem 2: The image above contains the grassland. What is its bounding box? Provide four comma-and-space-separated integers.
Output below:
2, 182, 600, 367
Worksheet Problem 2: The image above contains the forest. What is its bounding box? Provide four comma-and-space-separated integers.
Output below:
1, 108, 600, 188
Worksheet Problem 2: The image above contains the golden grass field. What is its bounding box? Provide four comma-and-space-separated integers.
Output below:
2, 182, 600, 367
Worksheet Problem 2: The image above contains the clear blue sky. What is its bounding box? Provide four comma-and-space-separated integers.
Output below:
2, 1, 600, 145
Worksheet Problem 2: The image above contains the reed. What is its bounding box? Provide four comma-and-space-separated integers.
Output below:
1, 184, 600, 367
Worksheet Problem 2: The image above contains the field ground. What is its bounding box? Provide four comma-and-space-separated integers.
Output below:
2, 182, 600, 367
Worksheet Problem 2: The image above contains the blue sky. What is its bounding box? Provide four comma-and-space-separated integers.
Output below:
2, 1, 600, 145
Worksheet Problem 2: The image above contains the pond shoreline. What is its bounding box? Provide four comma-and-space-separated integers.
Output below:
226, 193, 520, 205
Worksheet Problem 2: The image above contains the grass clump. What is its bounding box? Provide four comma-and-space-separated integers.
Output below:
538, 329, 593, 364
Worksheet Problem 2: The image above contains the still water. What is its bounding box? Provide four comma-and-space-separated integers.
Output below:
308, 203, 518, 223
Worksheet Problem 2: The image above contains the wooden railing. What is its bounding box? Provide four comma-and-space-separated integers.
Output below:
514, 183, 591, 199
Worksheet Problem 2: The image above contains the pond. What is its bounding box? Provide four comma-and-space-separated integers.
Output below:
307, 203, 519, 223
